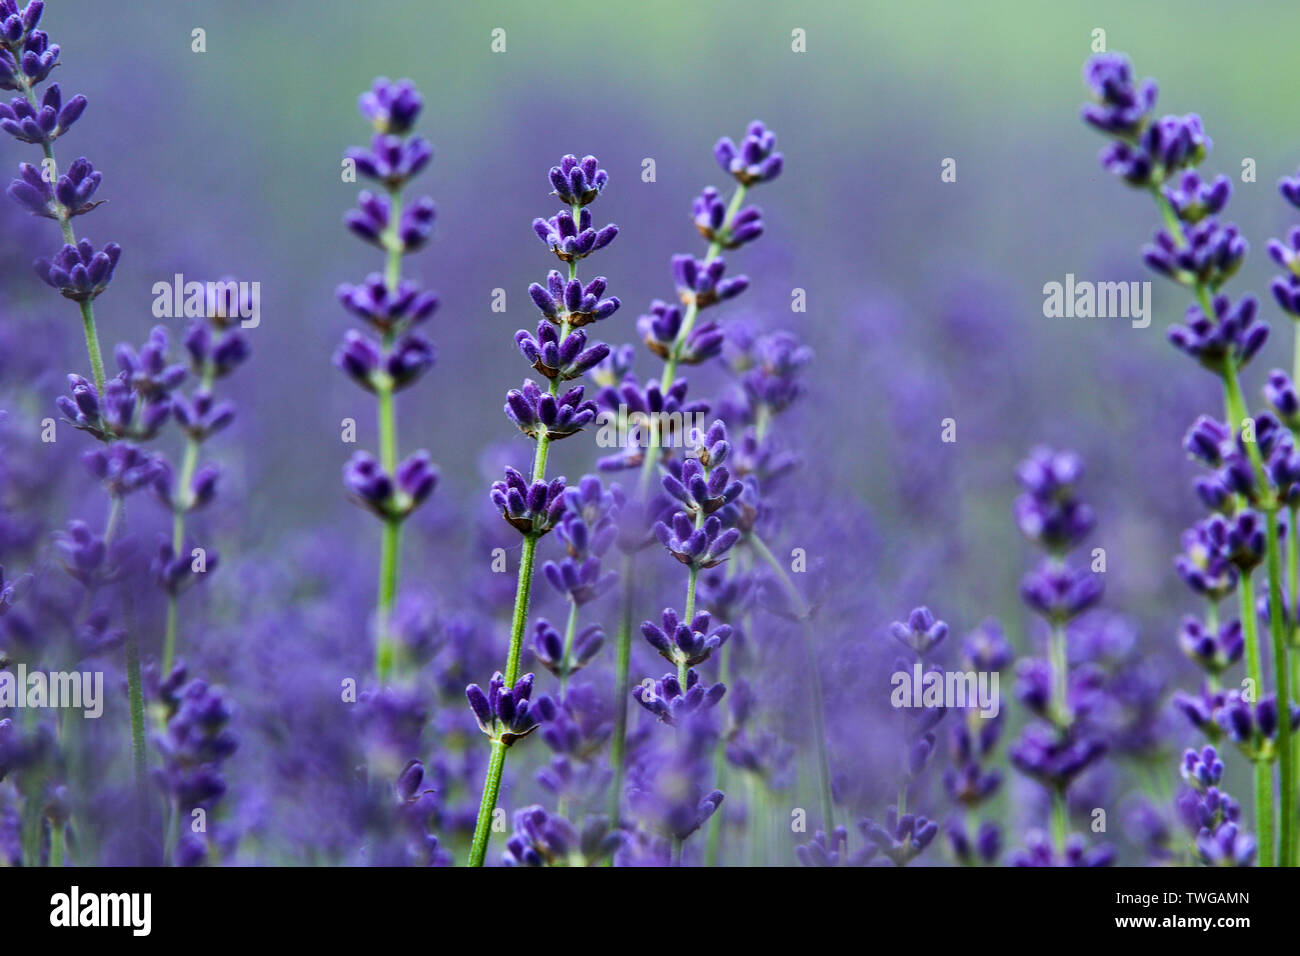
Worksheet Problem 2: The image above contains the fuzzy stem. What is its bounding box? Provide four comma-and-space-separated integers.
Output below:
748, 531, 835, 831
1265, 512, 1294, 866
467, 739, 507, 867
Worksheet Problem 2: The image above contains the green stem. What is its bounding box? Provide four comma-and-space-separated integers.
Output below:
748, 532, 835, 831
1257, 758, 1276, 868
467, 739, 507, 867
1240, 574, 1264, 703
1051, 788, 1068, 855
559, 598, 579, 698
606, 552, 635, 826
1048, 622, 1068, 726
1265, 513, 1294, 866
162, 433, 201, 675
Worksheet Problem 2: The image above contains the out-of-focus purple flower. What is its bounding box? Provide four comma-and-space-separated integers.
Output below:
358, 77, 422, 134
1008, 723, 1107, 790
346, 132, 432, 188
7, 156, 104, 218
33, 237, 120, 301
1009, 831, 1115, 867
692, 186, 764, 248
633, 668, 725, 725
1019, 562, 1103, 623
343, 450, 438, 520
1177, 616, 1244, 674
502, 806, 620, 866
641, 607, 731, 669
531, 619, 604, 679
1080, 53, 1157, 138
796, 826, 849, 867
152, 537, 219, 595
1167, 294, 1266, 372
1013, 446, 1095, 553
714, 120, 783, 185
638, 299, 723, 366
654, 511, 740, 570
671, 254, 747, 309
1144, 219, 1246, 290
0, 82, 85, 143
336, 273, 439, 333
889, 605, 948, 656
1163, 171, 1231, 224
860, 806, 939, 866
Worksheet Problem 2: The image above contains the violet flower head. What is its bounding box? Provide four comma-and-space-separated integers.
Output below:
641, 607, 732, 669
0, 81, 85, 144
358, 77, 423, 134
714, 120, 783, 185
548, 154, 608, 207
1166, 294, 1266, 373
33, 237, 120, 301
1080, 53, 1157, 138
1177, 616, 1244, 674
532, 619, 604, 678
502, 806, 621, 867
1019, 562, 1103, 624
860, 806, 939, 867
533, 206, 617, 263
505, 379, 596, 441
692, 185, 764, 248
1009, 831, 1115, 867
343, 450, 438, 520
638, 299, 723, 366
7, 156, 104, 218
336, 273, 439, 333
465, 672, 548, 747
654, 511, 739, 570
796, 827, 850, 867
1013, 446, 1095, 554
490, 467, 566, 536
529, 270, 620, 328
1163, 171, 1231, 225
889, 606, 948, 656
1144, 219, 1247, 290
515, 322, 609, 382
671, 254, 748, 309
633, 668, 726, 725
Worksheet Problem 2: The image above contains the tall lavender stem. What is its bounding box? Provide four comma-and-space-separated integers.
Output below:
335, 78, 441, 685
467, 155, 618, 865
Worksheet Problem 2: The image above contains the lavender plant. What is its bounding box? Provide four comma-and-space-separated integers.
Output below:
465, 153, 618, 866
336, 78, 441, 683
1, 0, 147, 801
1081, 51, 1295, 866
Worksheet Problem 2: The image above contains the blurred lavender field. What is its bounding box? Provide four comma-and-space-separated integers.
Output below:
4, 0, 1300, 868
